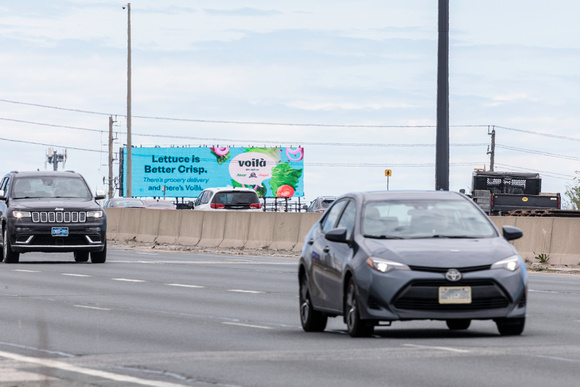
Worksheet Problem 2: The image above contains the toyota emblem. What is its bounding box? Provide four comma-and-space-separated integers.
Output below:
445, 269, 462, 282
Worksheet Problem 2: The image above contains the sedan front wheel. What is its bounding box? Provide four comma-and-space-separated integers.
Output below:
345, 278, 374, 337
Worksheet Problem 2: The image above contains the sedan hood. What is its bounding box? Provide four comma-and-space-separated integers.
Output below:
362, 236, 517, 268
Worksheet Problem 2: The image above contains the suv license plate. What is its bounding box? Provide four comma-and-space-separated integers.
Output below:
52, 227, 69, 237
439, 286, 471, 304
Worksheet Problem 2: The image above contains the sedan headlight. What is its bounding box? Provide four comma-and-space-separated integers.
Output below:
12, 211, 32, 219
366, 257, 410, 273
491, 255, 521, 272
86, 210, 104, 219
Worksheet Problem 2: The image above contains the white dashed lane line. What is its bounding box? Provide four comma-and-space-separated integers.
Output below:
74, 305, 111, 311
227, 289, 265, 294
12, 269, 39, 273
62, 273, 92, 277
166, 284, 205, 289
112, 278, 147, 283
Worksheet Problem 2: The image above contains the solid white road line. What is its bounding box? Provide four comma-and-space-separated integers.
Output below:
0, 350, 186, 387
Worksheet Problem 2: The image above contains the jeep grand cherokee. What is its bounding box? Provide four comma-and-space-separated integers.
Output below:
0, 171, 107, 263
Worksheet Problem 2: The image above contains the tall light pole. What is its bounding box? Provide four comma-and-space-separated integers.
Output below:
123, 3, 132, 197
435, 0, 449, 191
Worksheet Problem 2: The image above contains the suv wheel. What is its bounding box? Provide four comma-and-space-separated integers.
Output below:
90, 242, 107, 263
3, 228, 20, 263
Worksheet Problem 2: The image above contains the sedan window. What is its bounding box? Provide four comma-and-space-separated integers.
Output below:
321, 200, 348, 233
336, 200, 356, 240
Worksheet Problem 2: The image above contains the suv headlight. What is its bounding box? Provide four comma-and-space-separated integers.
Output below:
366, 257, 410, 273
12, 211, 32, 219
86, 210, 104, 219
491, 255, 521, 272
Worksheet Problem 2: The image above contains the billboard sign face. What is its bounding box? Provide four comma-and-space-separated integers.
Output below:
122, 146, 304, 198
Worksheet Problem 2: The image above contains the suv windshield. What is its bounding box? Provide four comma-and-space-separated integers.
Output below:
12, 176, 91, 199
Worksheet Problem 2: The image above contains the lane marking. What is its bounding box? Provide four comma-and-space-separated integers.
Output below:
74, 305, 111, 311
62, 273, 91, 277
403, 344, 471, 353
13, 269, 39, 273
112, 278, 146, 283
222, 322, 273, 330
228, 289, 265, 294
536, 355, 580, 363
0, 349, 186, 387
166, 284, 204, 289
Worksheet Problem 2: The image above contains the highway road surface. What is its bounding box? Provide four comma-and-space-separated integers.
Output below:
0, 246, 579, 386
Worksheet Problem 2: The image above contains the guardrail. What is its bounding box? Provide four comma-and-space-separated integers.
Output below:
105, 208, 580, 265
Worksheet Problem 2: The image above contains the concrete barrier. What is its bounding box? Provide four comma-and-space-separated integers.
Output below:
197, 211, 227, 248
220, 212, 252, 248
156, 210, 182, 245
135, 209, 162, 243
270, 212, 302, 250
176, 211, 205, 246
105, 208, 580, 266
245, 212, 277, 249
116, 208, 143, 241
104, 208, 122, 240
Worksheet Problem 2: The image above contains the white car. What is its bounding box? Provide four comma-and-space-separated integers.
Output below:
194, 187, 262, 211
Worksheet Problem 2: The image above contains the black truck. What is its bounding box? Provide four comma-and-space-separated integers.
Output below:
471, 171, 560, 215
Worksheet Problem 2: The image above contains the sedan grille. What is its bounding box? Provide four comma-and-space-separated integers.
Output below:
31, 212, 87, 223
393, 279, 510, 311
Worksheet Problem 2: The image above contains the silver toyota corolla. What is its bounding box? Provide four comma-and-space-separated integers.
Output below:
298, 190, 527, 337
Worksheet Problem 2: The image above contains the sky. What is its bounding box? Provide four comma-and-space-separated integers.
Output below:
1, 0, 579, 207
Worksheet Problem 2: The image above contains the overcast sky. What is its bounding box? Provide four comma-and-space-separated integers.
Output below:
1, 0, 579, 205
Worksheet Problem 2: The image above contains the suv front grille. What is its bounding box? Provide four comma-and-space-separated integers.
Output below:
32, 212, 87, 223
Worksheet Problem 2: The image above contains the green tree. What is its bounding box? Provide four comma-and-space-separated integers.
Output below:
565, 171, 580, 210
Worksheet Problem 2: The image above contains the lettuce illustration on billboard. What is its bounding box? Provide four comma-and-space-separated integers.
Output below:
270, 162, 303, 197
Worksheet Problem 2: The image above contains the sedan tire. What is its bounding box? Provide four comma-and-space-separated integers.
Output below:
446, 319, 471, 330
299, 275, 328, 332
345, 278, 374, 337
496, 317, 525, 336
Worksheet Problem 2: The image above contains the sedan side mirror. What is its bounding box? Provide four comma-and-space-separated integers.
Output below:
325, 227, 349, 243
502, 225, 523, 241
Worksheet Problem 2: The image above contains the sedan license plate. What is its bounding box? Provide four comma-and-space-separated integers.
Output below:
52, 227, 69, 237
439, 286, 471, 304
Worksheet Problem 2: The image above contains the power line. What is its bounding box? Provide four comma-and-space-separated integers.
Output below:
0, 98, 488, 129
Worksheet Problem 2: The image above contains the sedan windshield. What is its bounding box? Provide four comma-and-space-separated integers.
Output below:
362, 198, 496, 239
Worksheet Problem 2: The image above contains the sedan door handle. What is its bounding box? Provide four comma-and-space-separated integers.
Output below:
307, 239, 314, 245
323, 246, 330, 253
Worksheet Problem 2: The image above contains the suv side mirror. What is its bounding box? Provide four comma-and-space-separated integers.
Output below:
94, 190, 106, 200
0, 189, 5, 200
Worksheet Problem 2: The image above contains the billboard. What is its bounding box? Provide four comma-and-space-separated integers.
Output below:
121, 146, 304, 198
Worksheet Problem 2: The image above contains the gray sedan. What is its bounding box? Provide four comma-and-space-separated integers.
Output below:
298, 190, 527, 337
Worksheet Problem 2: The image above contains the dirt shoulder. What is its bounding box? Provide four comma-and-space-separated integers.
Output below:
109, 240, 580, 274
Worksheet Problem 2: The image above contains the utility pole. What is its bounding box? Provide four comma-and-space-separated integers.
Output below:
435, 0, 449, 191
487, 125, 496, 172
108, 116, 115, 199
46, 148, 67, 171
124, 3, 132, 197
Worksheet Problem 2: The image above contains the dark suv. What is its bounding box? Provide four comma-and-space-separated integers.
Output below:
0, 171, 107, 263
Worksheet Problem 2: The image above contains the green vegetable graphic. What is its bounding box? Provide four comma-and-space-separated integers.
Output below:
270, 162, 302, 197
